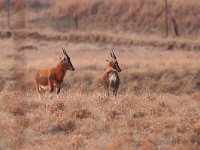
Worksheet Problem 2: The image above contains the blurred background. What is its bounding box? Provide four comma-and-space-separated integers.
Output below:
0, 0, 200, 36
0, 0, 200, 94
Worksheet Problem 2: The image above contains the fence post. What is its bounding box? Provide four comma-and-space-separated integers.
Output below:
165, 0, 168, 37
74, 13, 79, 30
171, 17, 180, 37
6, 0, 11, 30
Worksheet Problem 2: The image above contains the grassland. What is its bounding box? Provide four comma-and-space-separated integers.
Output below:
0, 89, 200, 150
0, 38, 200, 149
0, 0, 200, 149
1, 0, 200, 36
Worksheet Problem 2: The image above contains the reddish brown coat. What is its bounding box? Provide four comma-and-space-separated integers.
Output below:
35, 49, 74, 99
102, 51, 121, 97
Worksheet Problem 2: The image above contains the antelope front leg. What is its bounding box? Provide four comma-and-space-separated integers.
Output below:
36, 82, 42, 100
113, 88, 118, 98
48, 76, 54, 100
56, 85, 61, 99
106, 86, 109, 97
49, 86, 54, 100
103, 83, 109, 97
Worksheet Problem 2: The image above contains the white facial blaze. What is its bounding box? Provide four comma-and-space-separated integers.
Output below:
112, 59, 117, 63
64, 57, 69, 64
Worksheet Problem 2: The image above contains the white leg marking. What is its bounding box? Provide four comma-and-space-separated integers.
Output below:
39, 94, 41, 100
40, 85, 49, 90
49, 93, 53, 100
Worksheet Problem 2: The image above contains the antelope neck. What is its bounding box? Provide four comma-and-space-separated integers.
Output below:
55, 61, 67, 78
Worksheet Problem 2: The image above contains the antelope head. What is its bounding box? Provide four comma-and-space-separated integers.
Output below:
106, 50, 121, 72
58, 48, 75, 71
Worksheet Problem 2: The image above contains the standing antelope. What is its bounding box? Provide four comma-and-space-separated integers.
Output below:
35, 48, 75, 100
102, 51, 121, 97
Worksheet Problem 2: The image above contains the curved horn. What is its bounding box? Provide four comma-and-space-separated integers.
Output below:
110, 51, 113, 58
62, 48, 69, 58
57, 54, 62, 60
112, 50, 117, 59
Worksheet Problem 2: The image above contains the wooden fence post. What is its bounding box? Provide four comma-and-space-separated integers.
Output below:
6, 0, 11, 30
164, 0, 168, 37
74, 13, 78, 30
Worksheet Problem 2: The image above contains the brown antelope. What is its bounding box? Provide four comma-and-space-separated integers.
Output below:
102, 51, 121, 97
35, 48, 75, 100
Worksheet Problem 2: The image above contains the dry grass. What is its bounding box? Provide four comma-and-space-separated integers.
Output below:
0, 1, 200, 149
0, 38, 200, 93
51, 0, 200, 36
1, 0, 200, 37
0, 90, 200, 149
0, 0, 200, 54
1, 29, 200, 50
0, 38, 200, 149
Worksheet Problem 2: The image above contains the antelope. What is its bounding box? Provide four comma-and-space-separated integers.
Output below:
102, 51, 121, 97
35, 48, 75, 100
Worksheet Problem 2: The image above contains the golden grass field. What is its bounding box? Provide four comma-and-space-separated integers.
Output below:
0, 38, 200, 149
0, 0, 200, 150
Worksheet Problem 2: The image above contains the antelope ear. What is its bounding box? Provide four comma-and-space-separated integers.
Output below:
57, 55, 62, 60
106, 60, 109, 62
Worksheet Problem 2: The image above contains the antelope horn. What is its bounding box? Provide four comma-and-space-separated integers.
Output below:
57, 54, 62, 60
111, 50, 117, 59
110, 51, 114, 58
62, 48, 69, 58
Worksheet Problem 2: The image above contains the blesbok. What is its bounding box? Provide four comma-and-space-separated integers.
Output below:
102, 51, 121, 97
35, 48, 75, 100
